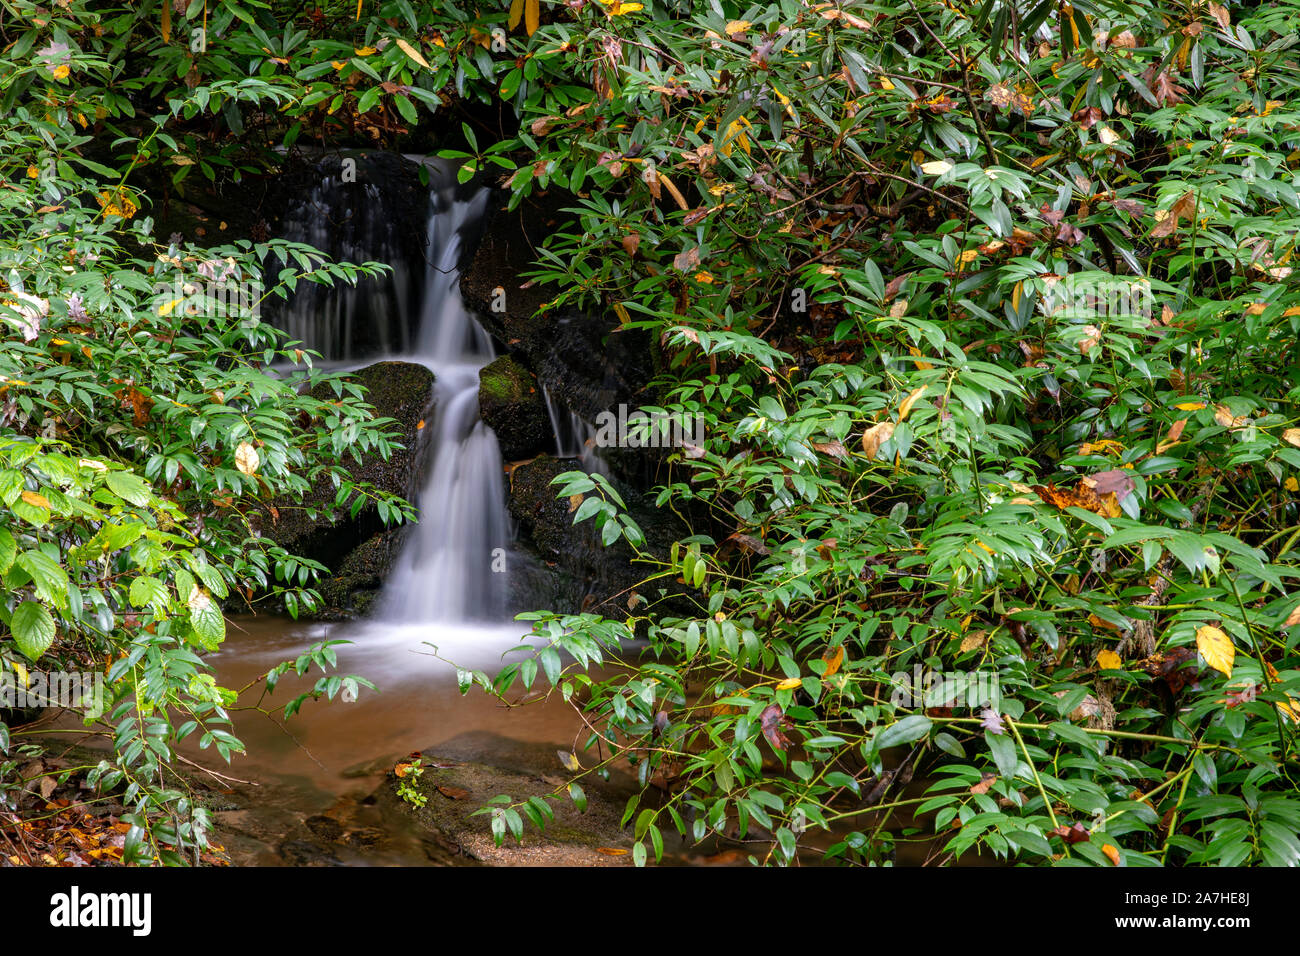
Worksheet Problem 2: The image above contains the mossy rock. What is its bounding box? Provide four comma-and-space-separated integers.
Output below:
477, 355, 548, 460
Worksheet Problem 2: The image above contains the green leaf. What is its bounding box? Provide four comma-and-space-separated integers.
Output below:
986, 730, 1019, 778
129, 575, 169, 610
11, 600, 56, 660
875, 714, 932, 750
188, 591, 226, 650
17, 549, 69, 609
0, 528, 15, 573
105, 471, 152, 507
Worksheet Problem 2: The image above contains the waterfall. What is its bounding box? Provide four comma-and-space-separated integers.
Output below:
274, 155, 509, 623
542, 384, 608, 477
382, 169, 508, 622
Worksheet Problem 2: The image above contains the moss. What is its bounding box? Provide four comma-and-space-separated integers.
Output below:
477, 356, 548, 460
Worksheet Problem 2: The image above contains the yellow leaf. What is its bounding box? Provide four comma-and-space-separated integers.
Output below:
822, 644, 845, 676
157, 298, 184, 317
53, 64, 70, 81
612, 302, 630, 324
557, 750, 580, 771
920, 160, 953, 175
20, 490, 49, 509
1096, 649, 1123, 670
775, 677, 802, 690
508, 0, 525, 29
394, 37, 429, 69
595, 847, 627, 855
879, 75, 895, 90
1286, 477, 1298, 492
1196, 625, 1234, 677
908, 346, 933, 370
525, 0, 540, 35
860, 421, 895, 459
161, 0, 171, 42
10, 659, 29, 687
235, 441, 260, 476
1101, 843, 1121, 865
898, 386, 926, 422
1283, 428, 1300, 448
1174, 400, 1205, 411
78, 458, 108, 472
354, 46, 377, 56
959, 630, 988, 653
724, 20, 751, 34
657, 172, 689, 210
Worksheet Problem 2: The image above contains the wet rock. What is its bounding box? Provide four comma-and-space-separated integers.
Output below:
506, 455, 689, 620
478, 355, 548, 460
460, 190, 658, 424
276, 839, 342, 866
304, 815, 345, 841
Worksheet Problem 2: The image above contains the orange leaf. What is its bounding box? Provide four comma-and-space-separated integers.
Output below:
821, 645, 845, 677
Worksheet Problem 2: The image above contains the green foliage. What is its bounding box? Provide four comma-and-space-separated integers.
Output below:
438, 0, 1300, 866
396, 758, 428, 808
6, 0, 1300, 867
0, 1, 415, 862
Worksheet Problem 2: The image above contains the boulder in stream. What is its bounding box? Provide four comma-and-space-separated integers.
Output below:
477, 355, 548, 460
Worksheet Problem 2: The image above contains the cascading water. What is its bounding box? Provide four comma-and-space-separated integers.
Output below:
274, 156, 510, 625
542, 384, 608, 476
381, 175, 510, 622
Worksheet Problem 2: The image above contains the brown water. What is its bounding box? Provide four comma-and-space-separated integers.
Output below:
179, 613, 598, 865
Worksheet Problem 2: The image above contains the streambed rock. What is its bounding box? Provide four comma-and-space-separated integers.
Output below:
478, 355, 548, 460
376, 733, 639, 866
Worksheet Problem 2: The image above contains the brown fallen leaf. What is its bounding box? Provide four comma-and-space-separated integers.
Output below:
1149, 190, 1196, 239
1084, 468, 1135, 502
596, 847, 629, 856
861, 421, 895, 459
1282, 602, 1300, 629
1050, 822, 1091, 844
969, 772, 997, 795
436, 785, 470, 800
760, 703, 792, 751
